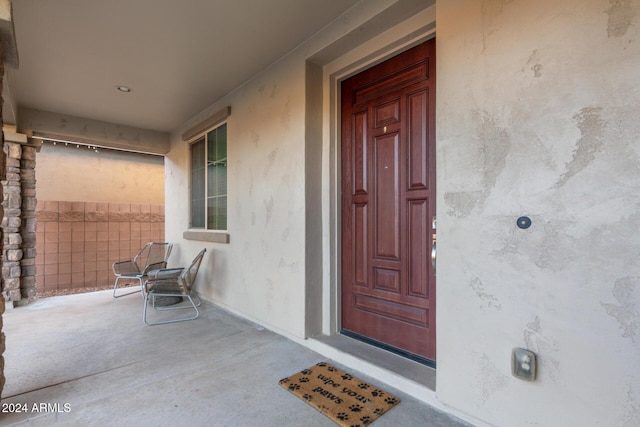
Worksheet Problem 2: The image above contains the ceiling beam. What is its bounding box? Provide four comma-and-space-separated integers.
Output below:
18, 107, 170, 155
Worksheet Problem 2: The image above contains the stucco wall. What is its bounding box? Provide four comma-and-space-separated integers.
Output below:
166, 51, 308, 337
36, 143, 164, 204
436, 1, 640, 426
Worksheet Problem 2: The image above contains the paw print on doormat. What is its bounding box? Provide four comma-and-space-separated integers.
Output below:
279, 378, 290, 385
336, 412, 349, 421
373, 408, 386, 415
299, 377, 310, 383
301, 368, 313, 375
317, 362, 328, 367
327, 365, 337, 372
288, 384, 300, 392
302, 394, 313, 401
384, 396, 399, 405
357, 383, 370, 390
371, 389, 384, 397
360, 415, 372, 425
341, 373, 353, 381
349, 404, 363, 412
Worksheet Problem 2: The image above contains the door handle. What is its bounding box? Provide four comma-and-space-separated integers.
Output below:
431, 215, 436, 275
431, 241, 436, 275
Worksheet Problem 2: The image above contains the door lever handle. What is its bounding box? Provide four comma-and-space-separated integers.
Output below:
431, 241, 436, 275
431, 215, 436, 275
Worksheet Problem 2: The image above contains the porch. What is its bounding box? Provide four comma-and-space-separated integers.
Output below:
1, 290, 469, 426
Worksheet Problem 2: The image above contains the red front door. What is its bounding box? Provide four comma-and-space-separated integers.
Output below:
341, 39, 436, 362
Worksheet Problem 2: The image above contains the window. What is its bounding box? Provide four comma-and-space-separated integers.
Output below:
190, 123, 227, 230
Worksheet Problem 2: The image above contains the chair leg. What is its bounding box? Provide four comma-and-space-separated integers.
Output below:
143, 293, 151, 325
192, 292, 202, 307
152, 296, 197, 312
143, 292, 200, 326
113, 277, 143, 298
186, 295, 200, 319
139, 279, 147, 300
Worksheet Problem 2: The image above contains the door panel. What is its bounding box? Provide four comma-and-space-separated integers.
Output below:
341, 39, 436, 362
374, 132, 400, 259
408, 198, 429, 297
408, 89, 429, 190
353, 111, 368, 195
353, 203, 367, 285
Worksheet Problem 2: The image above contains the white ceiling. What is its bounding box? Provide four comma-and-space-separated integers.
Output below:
9, 0, 361, 133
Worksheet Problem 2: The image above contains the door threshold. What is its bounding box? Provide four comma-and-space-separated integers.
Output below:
341, 329, 436, 368
310, 333, 436, 391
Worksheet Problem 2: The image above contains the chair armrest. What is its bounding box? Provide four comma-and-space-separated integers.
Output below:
113, 260, 140, 275
146, 268, 184, 281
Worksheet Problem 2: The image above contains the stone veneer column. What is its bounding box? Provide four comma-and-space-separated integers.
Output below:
1, 135, 37, 305
2, 141, 22, 302
0, 0, 20, 400
0, 38, 6, 400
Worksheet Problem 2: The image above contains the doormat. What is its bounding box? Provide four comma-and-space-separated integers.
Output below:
279, 362, 400, 426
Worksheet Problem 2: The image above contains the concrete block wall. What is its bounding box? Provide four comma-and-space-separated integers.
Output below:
35, 201, 165, 296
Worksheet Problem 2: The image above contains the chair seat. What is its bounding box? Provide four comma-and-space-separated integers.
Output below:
146, 282, 185, 294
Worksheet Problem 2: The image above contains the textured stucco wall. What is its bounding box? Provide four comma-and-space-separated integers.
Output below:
436, 1, 640, 426
36, 143, 165, 204
166, 51, 308, 337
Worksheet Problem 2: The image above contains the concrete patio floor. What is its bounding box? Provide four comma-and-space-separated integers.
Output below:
0, 290, 472, 426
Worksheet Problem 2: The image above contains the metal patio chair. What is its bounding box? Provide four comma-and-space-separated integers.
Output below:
112, 242, 173, 298
143, 248, 207, 325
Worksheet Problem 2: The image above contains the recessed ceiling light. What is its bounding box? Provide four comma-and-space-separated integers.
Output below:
115, 85, 133, 93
